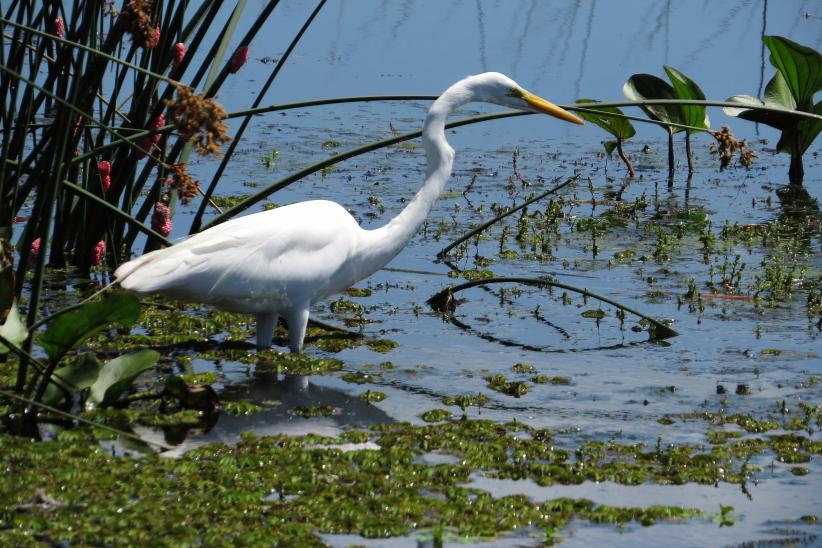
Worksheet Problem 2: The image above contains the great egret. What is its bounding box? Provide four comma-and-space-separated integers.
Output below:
115, 72, 583, 352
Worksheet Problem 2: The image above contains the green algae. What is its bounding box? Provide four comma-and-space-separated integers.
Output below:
484, 374, 531, 397
358, 390, 386, 403
3, 410, 819, 545
421, 409, 453, 422
511, 363, 535, 373
291, 405, 337, 418
222, 401, 266, 416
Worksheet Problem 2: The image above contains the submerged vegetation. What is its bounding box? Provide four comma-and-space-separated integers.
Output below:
0, 1, 821, 545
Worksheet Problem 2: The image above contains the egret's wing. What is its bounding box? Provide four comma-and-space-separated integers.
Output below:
116, 201, 358, 302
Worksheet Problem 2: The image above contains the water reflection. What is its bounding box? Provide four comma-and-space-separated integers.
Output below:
146, 367, 393, 452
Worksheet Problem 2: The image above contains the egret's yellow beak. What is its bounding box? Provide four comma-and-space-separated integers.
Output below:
523, 91, 584, 125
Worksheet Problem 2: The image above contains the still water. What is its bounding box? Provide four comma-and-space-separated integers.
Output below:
128, 1, 821, 546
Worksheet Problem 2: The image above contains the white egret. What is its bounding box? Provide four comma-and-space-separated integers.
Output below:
115, 72, 583, 352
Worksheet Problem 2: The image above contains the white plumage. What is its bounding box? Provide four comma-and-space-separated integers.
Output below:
115, 72, 583, 352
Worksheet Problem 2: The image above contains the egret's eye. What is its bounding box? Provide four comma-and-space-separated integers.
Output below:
506, 87, 524, 98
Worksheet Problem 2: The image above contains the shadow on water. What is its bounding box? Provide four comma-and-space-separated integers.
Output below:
151, 368, 393, 450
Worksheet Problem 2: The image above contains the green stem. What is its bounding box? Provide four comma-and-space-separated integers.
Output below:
428, 277, 678, 340
616, 138, 635, 177
438, 176, 578, 259
61, 180, 170, 246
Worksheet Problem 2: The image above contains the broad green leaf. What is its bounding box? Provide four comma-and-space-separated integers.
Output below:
775, 99, 822, 155
41, 353, 103, 406
763, 35, 822, 110
603, 140, 618, 156
725, 75, 806, 131
40, 293, 140, 362
88, 349, 160, 408
575, 99, 636, 139
0, 301, 27, 354
623, 73, 686, 131
663, 66, 710, 132
764, 71, 796, 110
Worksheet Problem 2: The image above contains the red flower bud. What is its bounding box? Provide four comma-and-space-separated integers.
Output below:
151, 202, 172, 236
173, 42, 185, 65
229, 46, 249, 73
151, 114, 165, 145
97, 160, 111, 177
28, 237, 41, 269
92, 240, 106, 266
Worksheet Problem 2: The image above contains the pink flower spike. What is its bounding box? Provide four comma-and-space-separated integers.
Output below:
97, 160, 111, 177
173, 42, 185, 65
151, 202, 172, 236
92, 240, 106, 266
151, 114, 165, 145
28, 237, 41, 269
102, 175, 111, 193
229, 46, 249, 73
54, 17, 65, 39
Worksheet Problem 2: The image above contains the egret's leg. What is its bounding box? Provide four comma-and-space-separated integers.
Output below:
255, 313, 278, 349
286, 306, 310, 354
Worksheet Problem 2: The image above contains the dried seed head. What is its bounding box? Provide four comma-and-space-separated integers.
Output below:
169, 164, 199, 205
165, 84, 231, 156
120, 0, 160, 49
710, 126, 756, 170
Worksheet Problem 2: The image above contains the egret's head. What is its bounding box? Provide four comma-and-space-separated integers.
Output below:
473, 72, 584, 125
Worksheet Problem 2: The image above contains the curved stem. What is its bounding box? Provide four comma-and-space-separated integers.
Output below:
428, 276, 678, 340
227, 97, 822, 123
438, 176, 578, 258
616, 138, 635, 177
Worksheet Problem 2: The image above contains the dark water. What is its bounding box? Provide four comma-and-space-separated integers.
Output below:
116, 1, 822, 545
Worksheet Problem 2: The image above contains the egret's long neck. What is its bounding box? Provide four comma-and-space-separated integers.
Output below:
357, 84, 472, 274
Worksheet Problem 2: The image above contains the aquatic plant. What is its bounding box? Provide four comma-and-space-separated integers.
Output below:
575, 99, 637, 176
725, 36, 822, 184
623, 66, 710, 175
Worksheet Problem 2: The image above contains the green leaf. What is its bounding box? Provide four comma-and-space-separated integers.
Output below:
89, 349, 160, 408
0, 301, 27, 354
603, 140, 618, 156
575, 99, 636, 139
623, 73, 686, 131
725, 76, 821, 155
663, 66, 710, 132
724, 76, 800, 130
40, 293, 140, 362
763, 35, 822, 110
41, 353, 103, 406
775, 99, 822, 155
764, 71, 796, 110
